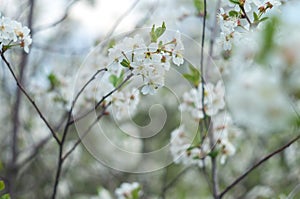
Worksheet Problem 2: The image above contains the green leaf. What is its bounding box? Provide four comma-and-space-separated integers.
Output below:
208, 150, 219, 158
115, 70, 125, 87
253, 11, 259, 21
150, 24, 157, 43
47, 73, 60, 90
150, 22, 166, 43
183, 65, 200, 86
229, 0, 240, 5
107, 39, 116, 49
109, 70, 125, 87
120, 59, 130, 68
259, 17, 269, 22
154, 22, 166, 40
109, 74, 118, 87
0, 181, 5, 191
229, 10, 239, 17
257, 17, 278, 64
131, 187, 141, 199
0, 194, 11, 199
193, 0, 204, 14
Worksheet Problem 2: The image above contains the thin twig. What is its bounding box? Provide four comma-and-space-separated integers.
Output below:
219, 134, 300, 198
0, 53, 60, 144
239, 5, 252, 26
103, 0, 141, 40
62, 102, 111, 160
68, 73, 133, 125
17, 135, 52, 167
33, 0, 77, 33
160, 166, 192, 195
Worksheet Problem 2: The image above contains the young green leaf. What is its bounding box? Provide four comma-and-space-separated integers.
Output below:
229, 0, 240, 5
253, 11, 259, 21
183, 64, 200, 86
47, 73, 60, 90
194, 0, 204, 14
120, 59, 130, 68
0, 194, 11, 199
150, 24, 158, 43
155, 22, 166, 40
208, 150, 219, 158
109, 74, 118, 87
0, 181, 5, 191
150, 22, 166, 42
229, 10, 239, 17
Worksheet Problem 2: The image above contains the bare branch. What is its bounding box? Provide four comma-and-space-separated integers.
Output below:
0, 53, 60, 144
219, 134, 300, 198
68, 73, 133, 125
103, 0, 141, 40
62, 102, 111, 160
33, 0, 78, 33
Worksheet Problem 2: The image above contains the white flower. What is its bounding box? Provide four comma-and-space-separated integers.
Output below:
170, 125, 209, 167
112, 88, 140, 120
179, 81, 225, 120
0, 14, 32, 53
107, 29, 185, 96
115, 182, 142, 199
211, 112, 239, 164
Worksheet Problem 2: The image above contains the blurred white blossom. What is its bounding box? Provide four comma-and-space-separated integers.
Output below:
115, 182, 142, 199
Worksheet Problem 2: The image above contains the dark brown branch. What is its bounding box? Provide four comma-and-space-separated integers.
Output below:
51, 102, 110, 199
219, 134, 300, 198
68, 73, 133, 125
62, 102, 111, 160
239, 5, 252, 26
0, 53, 60, 144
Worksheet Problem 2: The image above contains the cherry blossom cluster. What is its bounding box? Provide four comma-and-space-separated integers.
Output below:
170, 79, 240, 165
179, 81, 225, 120
0, 13, 32, 53
217, 0, 281, 51
111, 88, 140, 120
115, 182, 142, 199
107, 24, 184, 95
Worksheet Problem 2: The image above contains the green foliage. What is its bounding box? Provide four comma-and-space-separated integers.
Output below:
131, 187, 141, 199
0, 181, 10, 199
120, 59, 131, 68
208, 149, 219, 158
150, 22, 166, 43
0, 194, 10, 199
193, 0, 204, 14
253, 11, 259, 21
229, 0, 240, 5
229, 10, 239, 17
47, 73, 60, 90
253, 11, 269, 26
183, 64, 200, 87
109, 70, 124, 87
257, 17, 279, 64
0, 181, 4, 191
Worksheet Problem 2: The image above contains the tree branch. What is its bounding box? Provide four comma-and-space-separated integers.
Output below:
0, 53, 60, 144
68, 73, 133, 125
219, 134, 300, 198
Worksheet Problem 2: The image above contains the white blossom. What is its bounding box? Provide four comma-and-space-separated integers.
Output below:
111, 88, 140, 120
115, 182, 142, 199
0, 13, 32, 53
179, 81, 225, 120
170, 125, 209, 167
